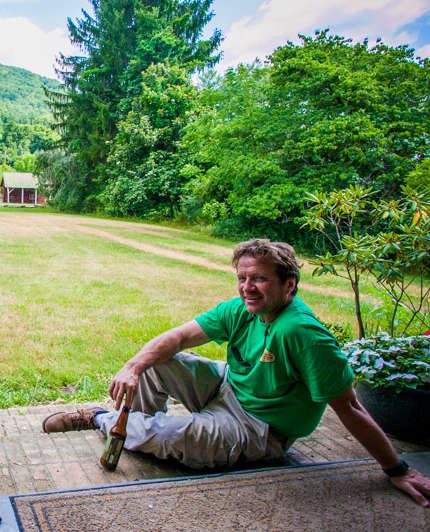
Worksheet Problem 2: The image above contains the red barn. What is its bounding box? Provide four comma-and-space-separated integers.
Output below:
1, 172, 46, 205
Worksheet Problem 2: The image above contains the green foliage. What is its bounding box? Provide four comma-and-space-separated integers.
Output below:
0, 162, 13, 176
181, 31, 430, 241
48, 0, 221, 213
319, 319, 353, 345
405, 158, 430, 190
303, 185, 430, 338
271, 32, 429, 196
0, 64, 58, 167
13, 154, 35, 172
181, 64, 289, 237
34, 149, 89, 211
342, 334, 430, 391
302, 185, 375, 337
0, 63, 59, 121
0, 116, 57, 167
13, 20, 427, 244
359, 187, 430, 336
102, 63, 197, 217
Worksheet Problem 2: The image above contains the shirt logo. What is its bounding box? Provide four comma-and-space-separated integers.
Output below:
260, 349, 275, 363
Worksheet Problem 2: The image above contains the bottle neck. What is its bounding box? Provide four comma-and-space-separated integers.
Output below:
114, 405, 130, 433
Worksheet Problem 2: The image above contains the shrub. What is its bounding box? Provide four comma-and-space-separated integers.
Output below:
342, 334, 430, 391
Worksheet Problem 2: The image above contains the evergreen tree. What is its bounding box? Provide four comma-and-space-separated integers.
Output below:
46, 0, 221, 212
47, 0, 137, 207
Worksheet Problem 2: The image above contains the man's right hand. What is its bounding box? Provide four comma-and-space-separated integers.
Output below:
109, 362, 140, 409
108, 320, 209, 410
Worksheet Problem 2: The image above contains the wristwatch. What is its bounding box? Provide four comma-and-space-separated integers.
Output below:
383, 460, 410, 477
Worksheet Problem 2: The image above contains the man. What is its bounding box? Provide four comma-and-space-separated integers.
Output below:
43, 239, 430, 507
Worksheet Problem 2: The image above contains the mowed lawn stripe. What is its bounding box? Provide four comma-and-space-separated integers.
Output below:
0, 211, 359, 407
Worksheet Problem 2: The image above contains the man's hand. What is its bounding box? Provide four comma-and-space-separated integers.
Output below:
330, 387, 430, 508
390, 470, 430, 508
109, 363, 140, 409
108, 320, 209, 410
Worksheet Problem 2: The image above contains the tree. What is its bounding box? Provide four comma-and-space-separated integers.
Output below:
270, 31, 429, 230
48, 0, 221, 212
301, 186, 375, 338
0, 119, 57, 167
34, 150, 88, 211
181, 31, 430, 242
302, 185, 430, 338
102, 63, 196, 216
13, 154, 35, 173
360, 187, 430, 336
405, 158, 430, 190
48, 0, 138, 205
181, 64, 288, 237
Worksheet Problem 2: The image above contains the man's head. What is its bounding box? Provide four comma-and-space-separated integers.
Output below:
232, 239, 301, 322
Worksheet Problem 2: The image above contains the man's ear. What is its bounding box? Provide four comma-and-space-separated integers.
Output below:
285, 278, 297, 296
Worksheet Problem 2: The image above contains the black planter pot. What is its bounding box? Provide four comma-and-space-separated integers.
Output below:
356, 381, 430, 441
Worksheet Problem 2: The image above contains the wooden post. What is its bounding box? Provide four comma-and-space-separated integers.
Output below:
35, 189, 38, 205
21, 188, 24, 204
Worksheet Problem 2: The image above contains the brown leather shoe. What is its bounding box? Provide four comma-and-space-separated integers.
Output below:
42, 409, 99, 433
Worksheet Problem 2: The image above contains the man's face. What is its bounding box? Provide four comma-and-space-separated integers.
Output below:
236, 256, 295, 322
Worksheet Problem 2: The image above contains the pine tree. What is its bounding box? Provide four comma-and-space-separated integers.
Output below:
46, 0, 221, 211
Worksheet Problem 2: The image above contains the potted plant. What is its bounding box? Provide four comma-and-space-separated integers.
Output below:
302, 185, 430, 441
342, 334, 430, 439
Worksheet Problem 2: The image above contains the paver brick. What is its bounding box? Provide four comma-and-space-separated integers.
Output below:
0, 471, 16, 494
47, 461, 90, 489
0, 402, 428, 496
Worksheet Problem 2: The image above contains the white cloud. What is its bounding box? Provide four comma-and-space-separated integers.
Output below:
416, 43, 430, 58
221, 0, 430, 69
0, 16, 75, 78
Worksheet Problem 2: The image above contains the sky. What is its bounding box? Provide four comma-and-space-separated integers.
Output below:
0, 0, 429, 79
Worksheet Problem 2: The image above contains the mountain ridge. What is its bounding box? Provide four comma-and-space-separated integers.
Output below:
0, 62, 61, 123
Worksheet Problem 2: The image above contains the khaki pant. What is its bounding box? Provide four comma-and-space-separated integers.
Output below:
98, 352, 290, 469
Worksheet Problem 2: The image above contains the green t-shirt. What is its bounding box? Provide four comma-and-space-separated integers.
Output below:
195, 296, 354, 439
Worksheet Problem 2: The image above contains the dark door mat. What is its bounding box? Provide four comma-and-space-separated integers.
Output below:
5, 458, 430, 531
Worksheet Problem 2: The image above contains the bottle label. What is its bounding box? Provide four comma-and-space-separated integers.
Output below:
101, 435, 125, 467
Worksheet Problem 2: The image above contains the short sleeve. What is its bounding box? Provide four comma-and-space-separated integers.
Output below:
195, 301, 231, 344
289, 325, 354, 402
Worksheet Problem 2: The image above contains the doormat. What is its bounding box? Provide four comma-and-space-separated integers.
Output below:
9, 460, 429, 531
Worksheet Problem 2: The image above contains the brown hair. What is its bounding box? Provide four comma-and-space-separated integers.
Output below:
232, 239, 301, 293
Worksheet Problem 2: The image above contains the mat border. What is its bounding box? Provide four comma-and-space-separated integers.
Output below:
8, 458, 376, 531
11, 457, 373, 500
6, 453, 430, 531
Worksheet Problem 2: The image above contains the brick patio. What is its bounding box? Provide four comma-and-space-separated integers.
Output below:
1, 401, 429, 496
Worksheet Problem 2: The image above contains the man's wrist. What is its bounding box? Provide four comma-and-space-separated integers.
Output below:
125, 359, 145, 376
383, 459, 410, 477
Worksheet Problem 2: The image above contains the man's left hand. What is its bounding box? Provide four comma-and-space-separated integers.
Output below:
390, 470, 430, 508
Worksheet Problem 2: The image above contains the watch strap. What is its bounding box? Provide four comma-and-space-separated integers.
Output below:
383, 459, 410, 477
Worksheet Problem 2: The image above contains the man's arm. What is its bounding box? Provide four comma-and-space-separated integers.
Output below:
329, 386, 430, 508
109, 320, 210, 409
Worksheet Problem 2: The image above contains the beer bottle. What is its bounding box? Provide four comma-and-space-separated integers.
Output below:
100, 405, 130, 471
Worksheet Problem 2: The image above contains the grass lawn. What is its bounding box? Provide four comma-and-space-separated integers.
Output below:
0, 209, 363, 407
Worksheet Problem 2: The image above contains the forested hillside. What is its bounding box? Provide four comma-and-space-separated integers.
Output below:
33, 0, 429, 246
0, 63, 59, 121
0, 64, 59, 171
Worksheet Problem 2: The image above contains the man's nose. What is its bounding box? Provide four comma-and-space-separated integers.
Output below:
243, 278, 255, 291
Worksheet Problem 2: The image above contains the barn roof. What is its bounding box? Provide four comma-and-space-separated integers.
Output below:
2, 172, 39, 189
